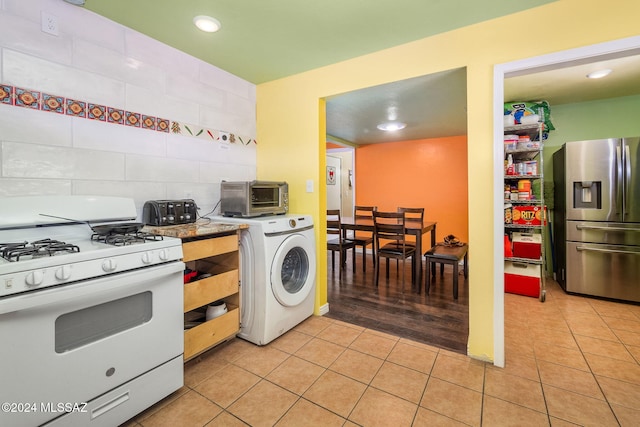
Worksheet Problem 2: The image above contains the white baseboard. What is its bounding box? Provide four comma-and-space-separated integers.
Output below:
318, 303, 330, 316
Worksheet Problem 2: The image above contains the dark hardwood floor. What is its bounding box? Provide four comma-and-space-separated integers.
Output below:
324, 250, 469, 354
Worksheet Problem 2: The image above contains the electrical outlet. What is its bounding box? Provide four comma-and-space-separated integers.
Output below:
41, 11, 59, 36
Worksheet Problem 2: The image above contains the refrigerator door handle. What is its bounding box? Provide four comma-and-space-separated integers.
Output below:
576, 246, 640, 256
616, 144, 623, 217
625, 143, 631, 217
575, 224, 640, 233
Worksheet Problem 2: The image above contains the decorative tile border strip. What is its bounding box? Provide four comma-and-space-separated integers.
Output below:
0, 83, 256, 145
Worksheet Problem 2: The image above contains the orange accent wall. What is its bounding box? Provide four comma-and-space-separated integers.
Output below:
355, 135, 468, 247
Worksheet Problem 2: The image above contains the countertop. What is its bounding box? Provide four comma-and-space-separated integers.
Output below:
143, 220, 248, 239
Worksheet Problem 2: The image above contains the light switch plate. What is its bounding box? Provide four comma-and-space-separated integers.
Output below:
306, 180, 313, 193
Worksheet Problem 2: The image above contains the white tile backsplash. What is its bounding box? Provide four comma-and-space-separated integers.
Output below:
0, 177, 71, 197
72, 118, 167, 156
3, 49, 126, 106
0, 0, 256, 214
0, 104, 72, 146
2, 141, 125, 180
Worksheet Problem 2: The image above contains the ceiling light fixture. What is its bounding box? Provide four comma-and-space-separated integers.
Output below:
193, 15, 221, 33
586, 69, 612, 79
377, 121, 407, 131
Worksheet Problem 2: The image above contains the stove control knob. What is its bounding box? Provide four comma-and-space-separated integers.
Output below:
55, 265, 72, 281
158, 249, 170, 261
25, 270, 45, 287
141, 251, 154, 264
102, 259, 118, 272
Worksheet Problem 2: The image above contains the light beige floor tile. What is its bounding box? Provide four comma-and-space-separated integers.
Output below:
364, 327, 401, 341
294, 337, 345, 368
348, 387, 417, 427
231, 345, 289, 377
370, 361, 429, 404
430, 353, 485, 392
420, 377, 482, 426
537, 359, 603, 400
570, 323, 619, 341
412, 407, 468, 426
386, 341, 437, 374
533, 340, 589, 371
531, 327, 578, 350
398, 336, 441, 353
482, 395, 549, 427
549, 417, 582, 426
610, 403, 640, 427
140, 390, 222, 427
596, 375, 640, 410
293, 315, 333, 336
194, 364, 260, 408
206, 411, 250, 426
584, 352, 640, 385
209, 338, 258, 364
592, 301, 639, 320
543, 384, 619, 427
183, 350, 231, 388
266, 355, 325, 395
329, 348, 384, 384
348, 330, 397, 359
269, 330, 312, 354
302, 370, 366, 418
574, 334, 635, 363
484, 368, 546, 412
613, 328, 640, 346
227, 380, 297, 427
602, 315, 640, 334
626, 343, 640, 363
491, 352, 539, 382
316, 322, 362, 347
332, 318, 366, 331
275, 399, 345, 427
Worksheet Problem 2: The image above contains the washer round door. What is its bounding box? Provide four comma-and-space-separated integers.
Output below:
270, 233, 316, 307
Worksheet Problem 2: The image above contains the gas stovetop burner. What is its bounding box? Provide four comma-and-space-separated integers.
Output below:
91, 231, 163, 246
0, 239, 81, 262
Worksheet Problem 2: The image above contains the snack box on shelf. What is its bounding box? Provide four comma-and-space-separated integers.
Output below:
504, 261, 540, 298
512, 232, 542, 259
512, 205, 543, 225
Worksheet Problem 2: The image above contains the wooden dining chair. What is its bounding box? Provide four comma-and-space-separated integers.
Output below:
373, 210, 416, 292
351, 205, 377, 272
396, 207, 424, 277
327, 209, 356, 274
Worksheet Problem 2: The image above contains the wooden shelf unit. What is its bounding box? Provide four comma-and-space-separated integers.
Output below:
182, 232, 240, 361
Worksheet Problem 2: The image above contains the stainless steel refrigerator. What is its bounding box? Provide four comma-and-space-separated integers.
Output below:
553, 137, 640, 302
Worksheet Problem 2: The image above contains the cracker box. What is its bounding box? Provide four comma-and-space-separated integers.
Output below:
504, 261, 540, 298
512, 205, 542, 225
512, 232, 542, 260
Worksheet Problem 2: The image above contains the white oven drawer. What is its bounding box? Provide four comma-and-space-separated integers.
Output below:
0, 261, 184, 427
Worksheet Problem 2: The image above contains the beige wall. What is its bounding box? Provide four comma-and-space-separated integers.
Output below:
255, 0, 640, 361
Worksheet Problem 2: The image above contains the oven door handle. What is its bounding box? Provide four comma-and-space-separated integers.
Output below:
0, 262, 184, 315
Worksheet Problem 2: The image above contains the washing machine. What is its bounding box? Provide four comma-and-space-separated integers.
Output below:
211, 214, 316, 345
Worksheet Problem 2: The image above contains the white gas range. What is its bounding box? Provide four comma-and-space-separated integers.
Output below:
0, 196, 184, 427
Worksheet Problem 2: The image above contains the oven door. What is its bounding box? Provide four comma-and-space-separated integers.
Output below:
0, 261, 184, 427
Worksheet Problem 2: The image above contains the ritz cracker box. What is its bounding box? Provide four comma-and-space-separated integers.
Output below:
512, 205, 543, 225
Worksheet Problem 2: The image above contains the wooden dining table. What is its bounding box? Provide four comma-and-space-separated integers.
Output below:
341, 218, 437, 292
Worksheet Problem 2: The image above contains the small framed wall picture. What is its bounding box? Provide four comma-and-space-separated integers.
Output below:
326, 166, 336, 185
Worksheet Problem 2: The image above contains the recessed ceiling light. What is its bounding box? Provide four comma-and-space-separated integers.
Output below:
193, 15, 221, 33
586, 69, 612, 79
377, 121, 407, 131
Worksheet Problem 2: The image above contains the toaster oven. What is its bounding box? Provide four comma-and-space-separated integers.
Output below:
220, 181, 288, 217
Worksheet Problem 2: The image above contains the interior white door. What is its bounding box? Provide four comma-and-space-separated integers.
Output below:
326, 155, 341, 211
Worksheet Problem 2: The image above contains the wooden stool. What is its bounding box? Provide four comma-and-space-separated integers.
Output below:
424, 243, 468, 299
